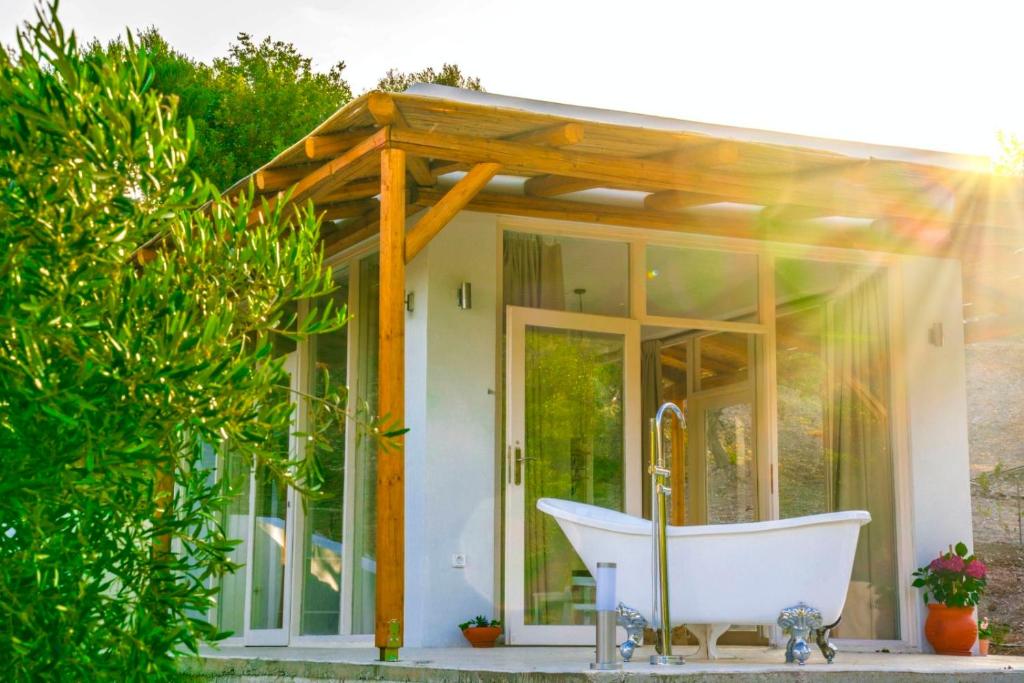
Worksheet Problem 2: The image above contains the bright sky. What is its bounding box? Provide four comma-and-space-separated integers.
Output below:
4, 0, 1023, 160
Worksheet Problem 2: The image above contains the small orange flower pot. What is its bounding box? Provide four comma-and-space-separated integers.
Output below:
924, 604, 976, 656
462, 626, 502, 648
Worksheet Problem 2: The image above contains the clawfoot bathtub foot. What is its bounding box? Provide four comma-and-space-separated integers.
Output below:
778, 603, 823, 666
616, 603, 646, 663
686, 624, 730, 660
814, 617, 840, 663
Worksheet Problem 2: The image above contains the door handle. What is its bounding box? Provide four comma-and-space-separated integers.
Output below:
513, 447, 535, 486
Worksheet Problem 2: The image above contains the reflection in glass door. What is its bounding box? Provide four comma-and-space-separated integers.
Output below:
244, 353, 297, 645
505, 307, 639, 645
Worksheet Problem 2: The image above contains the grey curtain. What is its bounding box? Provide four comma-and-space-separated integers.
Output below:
827, 272, 899, 640
503, 233, 565, 309
641, 339, 663, 518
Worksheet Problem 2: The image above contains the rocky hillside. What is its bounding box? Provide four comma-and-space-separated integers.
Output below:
966, 338, 1024, 652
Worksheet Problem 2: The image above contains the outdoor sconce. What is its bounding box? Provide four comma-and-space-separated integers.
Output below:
457, 282, 472, 310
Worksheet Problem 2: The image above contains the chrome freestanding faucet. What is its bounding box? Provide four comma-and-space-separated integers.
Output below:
649, 401, 686, 666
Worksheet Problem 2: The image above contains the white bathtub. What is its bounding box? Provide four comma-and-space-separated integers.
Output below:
537, 498, 870, 659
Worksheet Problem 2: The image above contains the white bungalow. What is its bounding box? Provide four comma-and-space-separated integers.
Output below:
211, 84, 1017, 659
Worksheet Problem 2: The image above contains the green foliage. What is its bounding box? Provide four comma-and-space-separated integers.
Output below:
0, 5, 393, 680
912, 543, 988, 608
995, 131, 1024, 176
458, 615, 501, 630
92, 29, 353, 190
376, 63, 483, 93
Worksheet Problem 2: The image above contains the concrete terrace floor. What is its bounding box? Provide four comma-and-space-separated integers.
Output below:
182, 645, 1024, 682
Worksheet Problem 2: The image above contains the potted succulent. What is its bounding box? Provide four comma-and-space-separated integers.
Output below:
912, 543, 987, 656
978, 617, 991, 656
459, 615, 502, 648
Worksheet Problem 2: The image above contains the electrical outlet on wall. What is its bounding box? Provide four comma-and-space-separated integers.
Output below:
451, 553, 467, 568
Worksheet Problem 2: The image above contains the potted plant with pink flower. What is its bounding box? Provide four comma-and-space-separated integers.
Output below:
911, 542, 987, 656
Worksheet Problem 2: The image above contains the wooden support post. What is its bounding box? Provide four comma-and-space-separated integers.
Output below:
376, 147, 406, 662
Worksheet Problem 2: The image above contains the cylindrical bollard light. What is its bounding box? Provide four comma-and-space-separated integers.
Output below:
591, 562, 623, 671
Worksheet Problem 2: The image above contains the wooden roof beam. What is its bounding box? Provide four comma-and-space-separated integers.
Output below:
411, 188, 951, 257
525, 141, 741, 198
507, 122, 585, 147
304, 127, 379, 161
256, 164, 321, 192
760, 204, 832, 222
248, 127, 389, 226
405, 162, 502, 262
645, 190, 727, 211
317, 198, 380, 222
390, 127, 954, 224
368, 92, 435, 187
430, 122, 586, 179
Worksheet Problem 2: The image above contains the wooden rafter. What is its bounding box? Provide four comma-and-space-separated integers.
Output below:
304, 127, 378, 161
430, 122, 586, 178
645, 190, 726, 211
317, 198, 380, 222
524, 141, 740, 198
368, 92, 435, 187
405, 163, 501, 262
247, 128, 389, 226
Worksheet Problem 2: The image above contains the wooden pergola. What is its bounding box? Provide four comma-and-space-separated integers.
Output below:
231, 88, 1024, 660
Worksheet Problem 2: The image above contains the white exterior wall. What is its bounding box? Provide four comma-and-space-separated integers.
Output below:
898, 255, 974, 651
403, 212, 499, 647
399, 216, 975, 650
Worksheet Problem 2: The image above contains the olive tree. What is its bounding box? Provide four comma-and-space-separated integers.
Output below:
0, 5, 384, 680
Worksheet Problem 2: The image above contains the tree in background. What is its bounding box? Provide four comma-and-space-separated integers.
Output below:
376, 63, 483, 93
93, 30, 352, 190
0, 5, 400, 679
996, 131, 1024, 175
93, 34, 483, 189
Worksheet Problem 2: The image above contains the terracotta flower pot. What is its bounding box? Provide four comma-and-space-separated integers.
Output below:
924, 604, 976, 656
462, 626, 502, 648
978, 639, 989, 656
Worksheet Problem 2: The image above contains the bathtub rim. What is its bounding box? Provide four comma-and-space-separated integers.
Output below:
537, 497, 871, 537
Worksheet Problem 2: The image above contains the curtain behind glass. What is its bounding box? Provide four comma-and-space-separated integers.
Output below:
640, 339, 662, 518
827, 273, 899, 640
503, 233, 565, 309
776, 262, 899, 641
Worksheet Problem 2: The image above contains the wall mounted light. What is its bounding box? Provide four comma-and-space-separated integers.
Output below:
457, 282, 472, 310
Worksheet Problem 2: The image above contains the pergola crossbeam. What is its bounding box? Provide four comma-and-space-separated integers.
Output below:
390, 127, 950, 224
247, 127, 389, 226
405, 162, 501, 262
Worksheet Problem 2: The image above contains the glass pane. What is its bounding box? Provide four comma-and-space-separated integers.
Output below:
300, 273, 349, 635
698, 332, 750, 391
217, 449, 250, 634
775, 257, 899, 640
249, 375, 292, 631
704, 398, 756, 524
644, 335, 689, 525
504, 231, 629, 317
250, 459, 288, 630
523, 327, 625, 625
646, 244, 758, 322
351, 255, 379, 634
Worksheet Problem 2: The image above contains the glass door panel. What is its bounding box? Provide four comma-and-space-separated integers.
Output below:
244, 353, 296, 645
505, 307, 639, 645
702, 394, 756, 524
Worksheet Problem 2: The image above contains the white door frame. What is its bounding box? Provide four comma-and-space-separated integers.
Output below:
243, 352, 299, 646
504, 305, 641, 645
